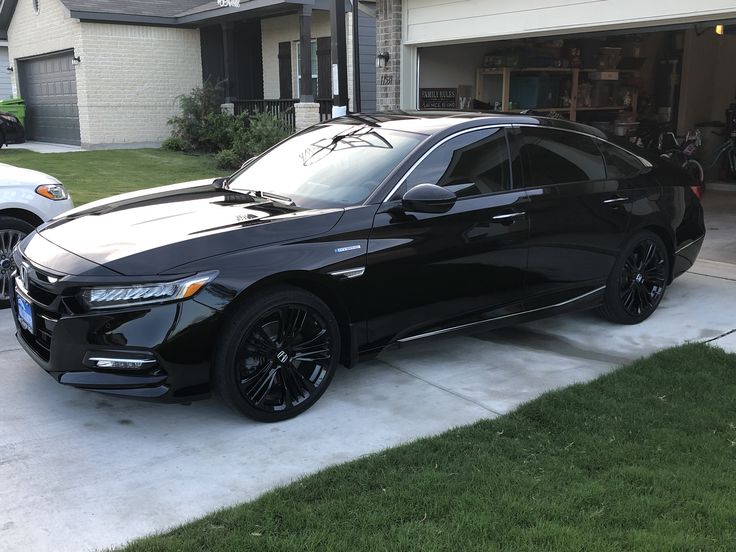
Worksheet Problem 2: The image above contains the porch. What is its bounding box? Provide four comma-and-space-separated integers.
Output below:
196, 1, 374, 130
233, 98, 337, 130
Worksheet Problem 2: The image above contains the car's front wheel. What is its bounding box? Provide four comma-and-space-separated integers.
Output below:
0, 216, 35, 308
599, 230, 670, 324
213, 286, 341, 422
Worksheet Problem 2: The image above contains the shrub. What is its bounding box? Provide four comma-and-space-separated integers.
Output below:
160, 136, 185, 151
233, 112, 291, 161
214, 149, 241, 171
168, 82, 234, 152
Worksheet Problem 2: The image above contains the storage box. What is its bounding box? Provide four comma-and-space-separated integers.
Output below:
589, 71, 619, 81
509, 76, 562, 109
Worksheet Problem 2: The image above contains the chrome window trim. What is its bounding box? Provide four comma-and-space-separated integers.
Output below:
513, 123, 653, 168
381, 124, 507, 203
381, 121, 652, 204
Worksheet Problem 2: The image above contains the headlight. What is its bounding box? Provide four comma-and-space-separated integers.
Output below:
81, 271, 218, 310
36, 184, 69, 201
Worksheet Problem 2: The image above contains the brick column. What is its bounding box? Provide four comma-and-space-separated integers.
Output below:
295, 102, 320, 131
376, 0, 402, 111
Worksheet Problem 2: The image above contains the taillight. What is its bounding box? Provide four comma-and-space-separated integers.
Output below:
690, 185, 703, 200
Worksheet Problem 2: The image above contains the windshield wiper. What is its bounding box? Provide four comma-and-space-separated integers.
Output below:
212, 178, 295, 207
244, 189, 296, 206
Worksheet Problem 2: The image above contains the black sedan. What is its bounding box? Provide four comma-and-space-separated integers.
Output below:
0, 112, 25, 146
10, 113, 705, 421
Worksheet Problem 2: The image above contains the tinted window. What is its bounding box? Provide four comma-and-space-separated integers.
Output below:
520, 127, 606, 186
597, 140, 646, 179
397, 128, 512, 199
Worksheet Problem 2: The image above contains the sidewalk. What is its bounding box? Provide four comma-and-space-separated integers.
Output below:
4, 142, 84, 154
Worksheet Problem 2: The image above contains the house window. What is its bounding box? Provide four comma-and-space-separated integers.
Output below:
294, 40, 318, 97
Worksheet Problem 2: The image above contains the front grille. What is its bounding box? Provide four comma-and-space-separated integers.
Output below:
17, 305, 58, 362
14, 260, 71, 363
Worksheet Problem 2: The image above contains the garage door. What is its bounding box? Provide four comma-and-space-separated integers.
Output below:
18, 51, 80, 145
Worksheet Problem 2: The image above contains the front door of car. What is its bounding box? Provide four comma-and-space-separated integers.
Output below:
363, 127, 530, 346
515, 126, 633, 307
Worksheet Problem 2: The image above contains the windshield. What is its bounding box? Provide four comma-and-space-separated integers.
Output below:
228, 124, 425, 208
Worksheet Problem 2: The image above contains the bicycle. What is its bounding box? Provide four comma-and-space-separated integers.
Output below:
703, 131, 736, 181
659, 128, 705, 185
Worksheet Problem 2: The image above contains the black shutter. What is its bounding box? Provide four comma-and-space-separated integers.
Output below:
316, 37, 332, 100
278, 41, 292, 99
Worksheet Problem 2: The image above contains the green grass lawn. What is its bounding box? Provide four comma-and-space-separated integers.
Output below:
0, 148, 224, 205
117, 343, 736, 552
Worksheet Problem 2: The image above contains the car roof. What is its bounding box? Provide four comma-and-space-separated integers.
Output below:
324, 111, 607, 140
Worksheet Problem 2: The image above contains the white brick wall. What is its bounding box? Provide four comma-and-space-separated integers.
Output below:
77, 23, 202, 148
7, 0, 202, 148
261, 11, 354, 104
7, 0, 82, 79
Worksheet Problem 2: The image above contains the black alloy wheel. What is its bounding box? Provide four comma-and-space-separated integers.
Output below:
214, 286, 340, 422
0, 217, 34, 308
600, 231, 669, 324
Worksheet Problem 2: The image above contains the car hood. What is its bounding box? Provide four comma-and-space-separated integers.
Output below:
0, 163, 62, 187
34, 180, 345, 276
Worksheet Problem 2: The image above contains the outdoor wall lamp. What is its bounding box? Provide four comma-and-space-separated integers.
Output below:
6, 66, 13, 73
72, 55, 81, 65
376, 51, 390, 69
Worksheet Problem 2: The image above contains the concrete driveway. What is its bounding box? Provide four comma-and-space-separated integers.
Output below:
1, 263, 735, 551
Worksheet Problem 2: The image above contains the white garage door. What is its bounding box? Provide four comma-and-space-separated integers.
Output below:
17, 50, 80, 145
405, 0, 736, 45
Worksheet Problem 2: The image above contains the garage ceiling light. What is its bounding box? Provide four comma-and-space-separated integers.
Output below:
716, 24, 725, 35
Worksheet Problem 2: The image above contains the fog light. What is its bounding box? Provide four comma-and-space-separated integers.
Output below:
89, 357, 157, 370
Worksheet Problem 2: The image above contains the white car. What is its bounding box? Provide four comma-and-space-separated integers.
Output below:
0, 163, 74, 306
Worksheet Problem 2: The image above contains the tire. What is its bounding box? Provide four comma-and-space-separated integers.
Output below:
213, 286, 341, 422
598, 231, 670, 325
0, 217, 35, 309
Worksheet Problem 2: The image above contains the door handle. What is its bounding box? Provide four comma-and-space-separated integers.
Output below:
491, 211, 526, 223
602, 196, 629, 205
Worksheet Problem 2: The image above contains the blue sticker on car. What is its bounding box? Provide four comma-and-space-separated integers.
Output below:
335, 245, 361, 253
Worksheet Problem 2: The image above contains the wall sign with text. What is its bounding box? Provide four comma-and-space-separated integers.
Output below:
419, 88, 457, 110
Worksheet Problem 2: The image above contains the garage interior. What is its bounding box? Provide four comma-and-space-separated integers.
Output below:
417, 21, 736, 187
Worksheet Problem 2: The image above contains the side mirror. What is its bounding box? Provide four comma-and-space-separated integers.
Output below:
401, 183, 457, 214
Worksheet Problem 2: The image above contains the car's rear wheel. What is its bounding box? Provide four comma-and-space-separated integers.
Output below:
599, 231, 669, 324
0, 217, 35, 308
213, 286, 340, 422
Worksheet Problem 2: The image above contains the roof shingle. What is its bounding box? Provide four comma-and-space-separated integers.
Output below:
58, 0, 211, 18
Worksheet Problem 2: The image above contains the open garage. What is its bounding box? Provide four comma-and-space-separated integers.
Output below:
394, 1, 736, 187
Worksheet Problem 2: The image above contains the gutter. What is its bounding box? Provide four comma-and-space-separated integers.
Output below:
67, 0, 352, 27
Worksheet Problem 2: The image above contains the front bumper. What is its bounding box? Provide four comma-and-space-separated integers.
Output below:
10, 271, 221, 402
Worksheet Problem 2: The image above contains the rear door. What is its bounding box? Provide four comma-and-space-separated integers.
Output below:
517, 126, 631, 307
363, 126, 530, 345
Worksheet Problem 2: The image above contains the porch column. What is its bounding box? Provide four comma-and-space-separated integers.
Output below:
299, 6, 314, 102
221, 22, 237, 102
